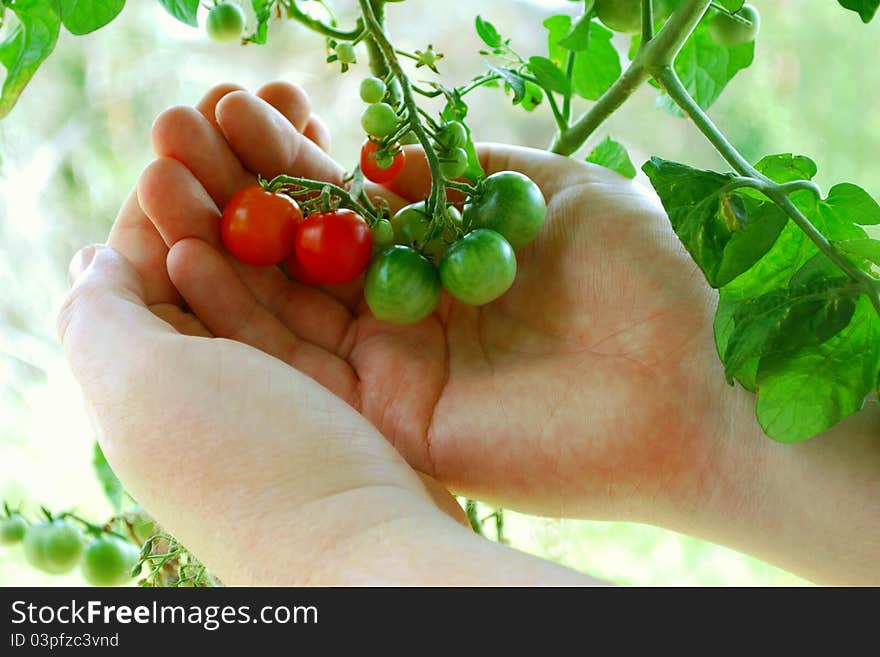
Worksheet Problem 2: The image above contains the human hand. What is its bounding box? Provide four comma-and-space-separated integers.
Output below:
132, 82, 730, 524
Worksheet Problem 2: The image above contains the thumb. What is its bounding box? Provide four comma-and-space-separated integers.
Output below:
58, 244, 177, 381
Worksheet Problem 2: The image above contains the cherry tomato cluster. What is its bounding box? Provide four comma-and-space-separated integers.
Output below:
358, 76, 408, 185
0, 511, 140, 586
220, 170, 546, 325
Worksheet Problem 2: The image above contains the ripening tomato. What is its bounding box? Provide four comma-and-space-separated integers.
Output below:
463, 171, 546, 249
361, 139, 406, 184
221, 186, 302, 266
294, 209, 373, 284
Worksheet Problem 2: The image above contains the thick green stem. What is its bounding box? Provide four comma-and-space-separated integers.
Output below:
284, 1, 363, 40
364, 1, 390, 78
550, 0, 711, 155
265, 175, 378, 222
641, 0, 655, 43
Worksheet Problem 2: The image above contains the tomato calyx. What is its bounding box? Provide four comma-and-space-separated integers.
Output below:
360, 138, 406, 184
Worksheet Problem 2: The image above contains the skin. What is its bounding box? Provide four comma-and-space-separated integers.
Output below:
60, 82, 880, 585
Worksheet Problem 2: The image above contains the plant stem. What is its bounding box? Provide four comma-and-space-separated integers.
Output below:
550, 0, 711, 155
358, 0, 450, 223
265, 174, 378, 222
363, 0, 390, 78
284, 0, 364, 40
641, 0, 655, 43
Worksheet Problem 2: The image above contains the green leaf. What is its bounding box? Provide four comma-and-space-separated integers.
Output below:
754, 153, 818, 184
657, 21, 754, 114
717, 0, 745, 10
823, 183, 880, 225
722, 277, 857, 383
837, 0, 879, 22
60, 0, 124, 35
92, 441, 126, 513
755, 296, 880, 442
528, 56, 570, 95
558, 13, 592, 51
834, 238, 880, 265
487, 65, 526, 102
586, 136, 636, 179
543, 14, 572, 66
643, 157, 787, 288
475, 15, 503, 48
571, 22, 621, 101
0, 0, 62, 119
156, 0, 199, 28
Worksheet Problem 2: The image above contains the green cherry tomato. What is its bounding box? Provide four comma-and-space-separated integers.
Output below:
436, 121, 468, 150
81, 535, 140, 587
335, 42, 357, 64
205, 3, 245, 44
0, 513, 28, 545
595, 0, 642, 33
440, 229, 517, 306
709, 4, 760, 47
463, 171, 546, 249
439, 147, 468, 180
391, 201, 462, 264
399, 130, 419, 145
370, 219, 395, 247
23, 520, 84, 575
365, 246, 441, 324
361, 102, 398, 138
360, 77, 387, 104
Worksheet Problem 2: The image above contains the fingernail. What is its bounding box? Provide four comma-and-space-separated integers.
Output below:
67, 245, 98, 287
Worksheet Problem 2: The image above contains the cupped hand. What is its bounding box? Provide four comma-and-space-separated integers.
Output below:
124, 82, 737, 523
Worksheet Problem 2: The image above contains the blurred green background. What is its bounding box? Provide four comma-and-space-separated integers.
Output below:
2, 0, 877, 586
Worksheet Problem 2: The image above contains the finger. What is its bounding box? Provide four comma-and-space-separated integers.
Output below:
303, 115, 331, 153
150, 303, 214, 338
137, 157, 222, 248
58, 245, 179, 381
167, 238, 360, 404
195, 83, 246, 128
106, 190, 181, 306
215, 90, 345, 183
254, 81, 312, 133
151, 104, 251, 206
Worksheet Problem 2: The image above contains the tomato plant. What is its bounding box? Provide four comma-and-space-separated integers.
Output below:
361, 139, 406, 184
709, 4, 761, 47
392, 201, 462, 264
361, 102, 399, 138
221, 186, 302, 266
294, 209, 373, 284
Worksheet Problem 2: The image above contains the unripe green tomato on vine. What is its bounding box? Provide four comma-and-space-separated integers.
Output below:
360, 77, 387, 104
439, 147, 468, 179
0, 513, 28, 545
709, 4, 760, 47
336, 42, 357, 64
436, 121, 468, 150
23, 520, 84, 575
361, 102, 398, 138
81, 535, 140, 587
595, 0, 642, 34
205, 3, 246, 44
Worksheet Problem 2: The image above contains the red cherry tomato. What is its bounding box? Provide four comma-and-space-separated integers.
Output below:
220, 186, 302, 266
294, 209, 373, 284
285, 251, 321, 286
360, 139, 406, 184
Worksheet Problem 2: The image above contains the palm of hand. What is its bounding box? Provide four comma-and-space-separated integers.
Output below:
117, 83, 725, 519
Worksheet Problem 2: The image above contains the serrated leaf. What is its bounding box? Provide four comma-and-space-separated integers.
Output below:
528, 56, 570, 95
837, 0, 879, 22
93, 441, 126, 513
475, 15, 502, 48
586, 136, 636, 179
0, 0, 61, 119
755, 296, 880, 442
643, 157, 787, 288
657, 22, 754, 114
571, 22, 621, 101
60, 0, 124, 35
156, 0, 199, 27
